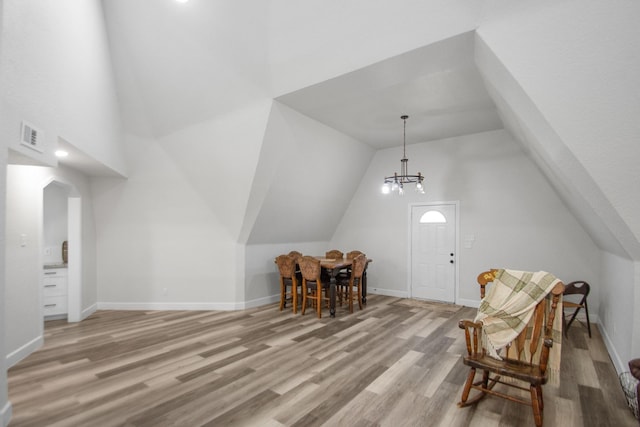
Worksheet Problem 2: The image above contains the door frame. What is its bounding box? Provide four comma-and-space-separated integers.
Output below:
407, 201, 460, 303
41, 176, 82, 323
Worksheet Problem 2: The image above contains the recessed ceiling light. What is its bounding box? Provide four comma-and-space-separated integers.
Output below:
55, 150, 69, 158
175, 0, 189, 3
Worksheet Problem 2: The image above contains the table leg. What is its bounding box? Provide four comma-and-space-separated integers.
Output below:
362, 271, 367, 306
329, 271, 337, 317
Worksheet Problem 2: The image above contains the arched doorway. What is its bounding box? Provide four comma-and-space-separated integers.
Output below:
42, 178, 82, 323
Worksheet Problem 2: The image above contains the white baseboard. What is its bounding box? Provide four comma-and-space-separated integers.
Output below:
366, 288, 408, 299
243, 294, 280, 309
598, 321, 625, 374
81, 303, 97, 320
97, 295, 282, 312
1, 401, 12, 427
6, 335, 43, 368
97, 301, 242, 311
456, 297, 480, 308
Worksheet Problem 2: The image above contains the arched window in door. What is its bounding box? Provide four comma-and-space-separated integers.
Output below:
419, 210, 446, 224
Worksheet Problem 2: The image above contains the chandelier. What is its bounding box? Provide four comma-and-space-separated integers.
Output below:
381, 115, 424, 195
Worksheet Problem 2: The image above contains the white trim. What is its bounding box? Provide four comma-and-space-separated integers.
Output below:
366, 288, 408, 299
97, 295, 280, 312
457, 298, 481, 308
599, 321, 625, 374
243, 294, 280, 309
67, 197, 82, 322
97, 302, 242, 311
1, 401, 12, 427
408, 201, 460, 303
82, 303, 97, 320
6, 335, 43, 368
40, 176, 83, 326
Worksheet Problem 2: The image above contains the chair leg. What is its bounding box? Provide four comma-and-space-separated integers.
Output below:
459, 368, 476, 405
279, 279, 285, 311
292, 284, 298, 314
357, 281, 362, 310
584, 300, 592, 338
316, 282, 322, 318
530, 385, 543, 427
301, 281, 307, 315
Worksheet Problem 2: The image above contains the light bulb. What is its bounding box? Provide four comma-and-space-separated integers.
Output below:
381, 183, 390, 194
416, 182, 424, 194
391, 182, 399, 192
398, 186, 404, 196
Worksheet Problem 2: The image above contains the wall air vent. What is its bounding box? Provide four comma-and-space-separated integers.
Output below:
20, 120, 45, 153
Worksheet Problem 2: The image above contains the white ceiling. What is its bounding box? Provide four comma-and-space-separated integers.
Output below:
57, 4, 502, 176
276, 32, 503, 149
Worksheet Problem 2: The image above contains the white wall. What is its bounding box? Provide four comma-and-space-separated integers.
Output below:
244, 102, 374, 245
91, 100, 272, 310
479, 0, 640, 247
0, 0, 126, 175
476, 0, 640, 369
331, 129, 602, 307
5, 164, 97, 366
92, 135, 243, 309
0, 109, 11, 426
599, 252, 636, 372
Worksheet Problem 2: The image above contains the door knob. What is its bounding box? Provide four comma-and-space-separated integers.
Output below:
450, 260, 454, 264
450, 253, 454, 257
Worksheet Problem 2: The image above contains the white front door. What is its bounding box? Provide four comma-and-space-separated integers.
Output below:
411, 203, 457, 303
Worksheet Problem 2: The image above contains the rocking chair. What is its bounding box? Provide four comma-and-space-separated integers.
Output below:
458, 269, 565, 427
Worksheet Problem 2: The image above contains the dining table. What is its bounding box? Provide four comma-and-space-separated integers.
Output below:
314, 256, 371, 317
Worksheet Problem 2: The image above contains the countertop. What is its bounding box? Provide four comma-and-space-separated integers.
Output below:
44, 263, 68, 269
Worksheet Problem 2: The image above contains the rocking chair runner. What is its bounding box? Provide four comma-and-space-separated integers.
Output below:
458, 269, 565, 427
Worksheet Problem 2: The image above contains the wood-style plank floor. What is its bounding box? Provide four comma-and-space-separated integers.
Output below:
8, 295, 637, 426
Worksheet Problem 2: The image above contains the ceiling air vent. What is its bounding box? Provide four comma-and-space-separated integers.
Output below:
21, 120, 44, 153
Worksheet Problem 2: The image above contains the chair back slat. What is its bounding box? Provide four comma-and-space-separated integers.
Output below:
276, 254, 296, 279
526, 301, 545, 362
325, 250, 344, 259
350, 254, 367, 279
299, 256, 321, 281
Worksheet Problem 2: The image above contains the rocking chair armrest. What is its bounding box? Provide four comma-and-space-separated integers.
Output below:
543, 338, 553, 348
458, 319, 482, 330
459, 319, 483, 356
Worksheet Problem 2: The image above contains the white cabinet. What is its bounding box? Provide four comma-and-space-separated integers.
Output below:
43, 267, 68, 318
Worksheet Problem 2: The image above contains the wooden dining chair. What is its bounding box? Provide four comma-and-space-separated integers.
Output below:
336, 250, 363, 304
325, 249, 344, 259
299, 256, 329, 318
458, 269, 565, 427
275, 254, 300, 313
288, 250, 303, 259
339, 253, 367, 313
562, 280, 591, 338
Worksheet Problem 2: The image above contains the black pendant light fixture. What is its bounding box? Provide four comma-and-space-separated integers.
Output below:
381, 115, 424, 195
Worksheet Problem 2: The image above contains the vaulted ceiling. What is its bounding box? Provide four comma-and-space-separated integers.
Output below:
93, 0, 640, 260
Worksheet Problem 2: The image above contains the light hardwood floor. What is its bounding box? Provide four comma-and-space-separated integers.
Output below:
8, 295, 637, 426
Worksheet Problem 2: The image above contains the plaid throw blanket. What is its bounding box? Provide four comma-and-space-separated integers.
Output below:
475, 269, 563, 385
